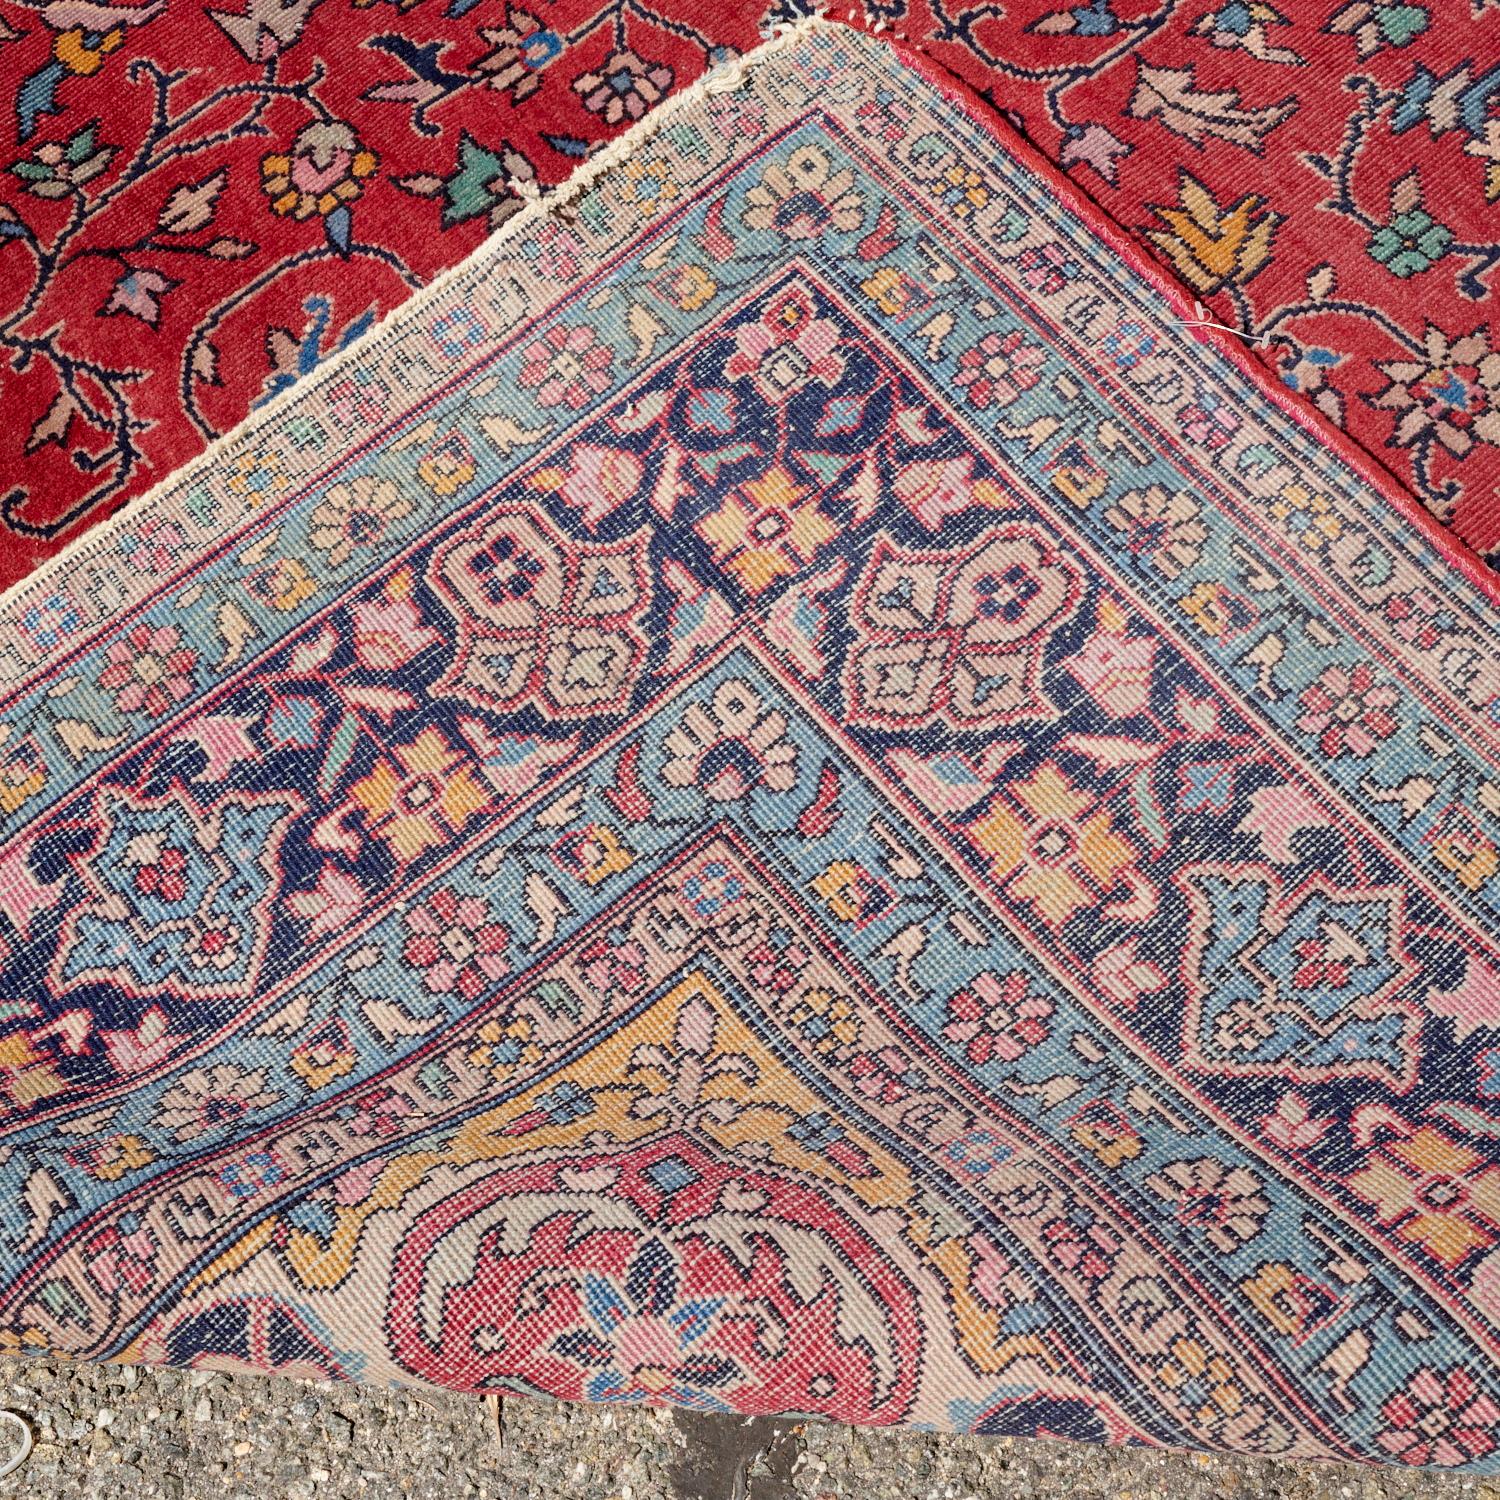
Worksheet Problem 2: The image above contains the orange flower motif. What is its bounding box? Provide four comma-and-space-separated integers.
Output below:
1349, 1124, 1500, 1267
54, 25, 123, 75
348, 727, 490, 863
0, 1031, 68, 1109
968, 763, 1138, 927
696, 466, 836, 596
261, 122, 377, 220
1147, 173, 1279, 296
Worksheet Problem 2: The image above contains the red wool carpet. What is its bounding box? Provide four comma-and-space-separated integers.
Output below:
0, 0, 1497, 589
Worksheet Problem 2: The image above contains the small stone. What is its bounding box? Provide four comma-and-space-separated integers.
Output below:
232, 1440, 252, 1457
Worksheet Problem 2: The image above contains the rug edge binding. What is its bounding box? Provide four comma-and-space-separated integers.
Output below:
0, 12, 837, 638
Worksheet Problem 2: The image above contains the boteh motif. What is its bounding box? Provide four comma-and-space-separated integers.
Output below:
1176, 865, 1425, 1089
52, 784, 303, 1004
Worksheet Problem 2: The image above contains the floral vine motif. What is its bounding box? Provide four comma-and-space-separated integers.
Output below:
0, 0, 744, 581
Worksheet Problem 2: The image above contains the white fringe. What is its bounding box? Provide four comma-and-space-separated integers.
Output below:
0, 11, 840, 628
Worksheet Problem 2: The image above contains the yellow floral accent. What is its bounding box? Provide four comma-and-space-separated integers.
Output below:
468, 1017, 544, 1082
290, 1038, 357, 1091
88, 1134, 155, 1181
787, 988, 861, 1055
1269, 483, 1342, 553
861, 266, 919, 317
258, 557, 317, 612
931, 163, 989, 217
1070, 1118, 1143, 1169
417, 438, 477, 496
696, 466, 836, 595
55, 25, 122, 75
1177, 581, 1240, 640
1349, 1125, 1500, 1266
226, 450, 289, 507
261, 122, 378, 220
1147, 174, 1279, 295
1241, 1262, 1304, 1339
622, 155, 678, 205
349, 727, 491, 863
664, 264, 717, 311
0, 743, 45, 815
1156, 1336, 1244, 1425
1432, 828, 1499, 894
566, 823, 633, 886
1050, 459, 1109, 508
968, 764, 1137, 927
811, 861, 878, 924
0, 1032, 68, 1108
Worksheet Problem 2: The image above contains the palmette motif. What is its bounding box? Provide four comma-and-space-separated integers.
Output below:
1, 23, 1499, 1468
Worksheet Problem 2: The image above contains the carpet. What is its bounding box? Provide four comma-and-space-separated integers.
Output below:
0, 0, 764, 586
1, 18, 1499, 1469
2, 0, 1499, 590
846, 0, 1500, 560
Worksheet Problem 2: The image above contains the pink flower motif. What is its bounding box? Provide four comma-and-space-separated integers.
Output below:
577, 934, 648, 998
1296, 663, 1401, 759
518, 324, 614, 409
529, 220, 584, 280
556, 445, 644, 528
1258, 1094, 1333, 1151
1042, 1212, 1121, 1281
403, 887, 510, 1002
326, 372, 389, 428
942, 970, 1053, 1066
708, 91, 768, 140
724, 286, 845, 402
350, 593, 441, 672
97, 623, 198, 717
1382, 589, 1447, 651
744, 928, 810, 995
849, 1046, 921, 1106
102, 268, 177, 327
1091, 941, 1165, 1009
1064, 630, 1157, 718
342, 1085, 415, 1138
1017, 243, 1075, 295
1377, 1365, 1500, 1467
288, 865, 366, 940
82, 1221, 158, 1297
953, 329, 1046, 409
119, 518, 185, 575
1179, 398, 1240, 449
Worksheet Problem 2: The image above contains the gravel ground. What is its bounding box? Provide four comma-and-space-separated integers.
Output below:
3, 1360, 1498, 1499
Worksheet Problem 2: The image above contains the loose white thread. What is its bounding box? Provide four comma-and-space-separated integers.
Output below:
1171, 300, 1270, 349
0, 1410, 32, 1480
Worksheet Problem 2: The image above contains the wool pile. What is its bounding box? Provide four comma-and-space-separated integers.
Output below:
0, 8, 1498, 1476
